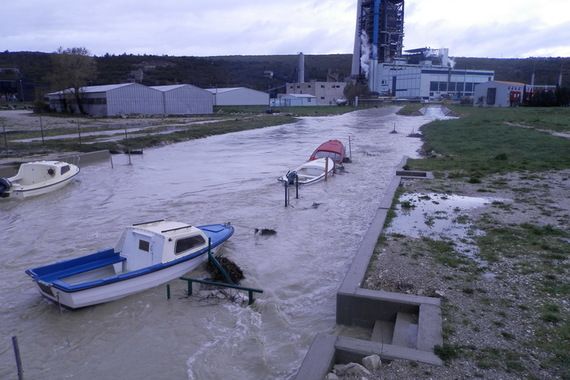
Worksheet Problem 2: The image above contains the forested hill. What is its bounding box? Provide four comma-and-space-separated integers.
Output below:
0, 51, 569, 100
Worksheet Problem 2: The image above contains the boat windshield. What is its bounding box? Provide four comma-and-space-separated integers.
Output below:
175, 235, 206, 255
314, 151, 341, 162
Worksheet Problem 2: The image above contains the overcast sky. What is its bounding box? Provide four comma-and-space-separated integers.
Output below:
2, 0, 569, 58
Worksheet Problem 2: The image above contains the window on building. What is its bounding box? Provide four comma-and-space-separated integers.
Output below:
465, 83, 474, 92
439, 82, 448, 92
456, 83, 464, 92
320, 97, 325, 99
430, 82, 438, 91
308, 85, 311, 88
321, 85, 325, 88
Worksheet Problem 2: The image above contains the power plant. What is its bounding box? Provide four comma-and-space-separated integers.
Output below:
351, 0, 495, 101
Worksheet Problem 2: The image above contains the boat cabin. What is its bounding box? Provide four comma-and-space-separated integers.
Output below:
12, 161, 74, 186
114, 220, 209, 272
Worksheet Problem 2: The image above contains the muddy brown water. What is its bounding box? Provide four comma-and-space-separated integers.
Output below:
0, 107, 444, 379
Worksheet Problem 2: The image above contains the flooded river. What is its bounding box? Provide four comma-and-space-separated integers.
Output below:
1, 107, 440, 379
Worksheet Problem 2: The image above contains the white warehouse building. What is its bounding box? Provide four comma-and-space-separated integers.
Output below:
47, 83, 164, 117
206, 87, 269, 106
151, 84, 213, 115
47, 83, 214, 117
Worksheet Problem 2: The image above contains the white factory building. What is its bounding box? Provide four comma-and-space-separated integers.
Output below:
285, 81, 347, 106
272, 93, 317, 107
206, 87, 269, 106
366, 48, 494, 101
473, 81, 526, 107
47, 83, 213, 117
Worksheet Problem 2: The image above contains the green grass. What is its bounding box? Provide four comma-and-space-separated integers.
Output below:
407, 106, 570, 174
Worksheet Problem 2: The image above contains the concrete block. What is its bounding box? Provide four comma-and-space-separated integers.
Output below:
392, 312, 418, 349
417, 303, 443, 352
294, 334, 337, 380
371, 320, 393, 344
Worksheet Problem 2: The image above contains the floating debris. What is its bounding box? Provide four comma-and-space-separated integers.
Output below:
207, 257, 244, 284
254, 228, 277, 236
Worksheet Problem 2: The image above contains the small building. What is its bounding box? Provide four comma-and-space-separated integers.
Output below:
473, 81, 526, 107
286, 81, 347, 105
46, 83, 164, 117
272, 93, 317, 107
151, 84, 213, 115
206, 87, 269, 106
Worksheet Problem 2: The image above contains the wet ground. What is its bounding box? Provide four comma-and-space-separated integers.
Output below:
1, 107, 442, 379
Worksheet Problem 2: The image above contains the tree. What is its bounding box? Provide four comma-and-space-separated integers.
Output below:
50, 47, 97, 114
343, 80, 371, 105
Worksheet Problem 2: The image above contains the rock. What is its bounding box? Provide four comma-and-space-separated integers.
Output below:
325, 373, 339, 380
334, 362, 371, 377
362, 354, 382, 371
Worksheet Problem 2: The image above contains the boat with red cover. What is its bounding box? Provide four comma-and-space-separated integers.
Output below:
308, 139, 346, 165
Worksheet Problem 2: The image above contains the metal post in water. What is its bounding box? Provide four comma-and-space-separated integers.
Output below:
39, 114, 45, 144
348, 135, 352, 159
325, 158, 329, 182
295, 175, 299, 199
166, 284, 171, 300
284, 181, 288, 207
124, 128, 132, 165
2, 121, 7, 149
12, 336, 23, 380
77, 123, 82, 145
109, 154, 114, 169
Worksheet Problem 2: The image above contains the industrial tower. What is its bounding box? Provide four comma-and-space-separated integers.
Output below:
351, 0, 405, 78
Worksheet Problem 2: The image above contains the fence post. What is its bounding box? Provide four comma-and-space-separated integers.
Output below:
12, 336, 23, 380
2, 120, 7, 149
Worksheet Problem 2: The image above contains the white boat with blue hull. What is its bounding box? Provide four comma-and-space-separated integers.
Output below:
0, 160, 79, 199
26, 220, 234, 309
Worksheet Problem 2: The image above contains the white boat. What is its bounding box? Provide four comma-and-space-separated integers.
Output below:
279, 157, 335, 185
26, 220, 234, 309
0, 160, 80, 199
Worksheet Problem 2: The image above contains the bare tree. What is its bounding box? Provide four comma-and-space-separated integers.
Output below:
50, 47, 97, 114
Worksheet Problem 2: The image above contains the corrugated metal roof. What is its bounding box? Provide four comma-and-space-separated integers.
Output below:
47, 83, 136, 95
493, 80, 526, 86
205, 87, 244, 94
282, 94, 316, 98
151, 84, 188, 92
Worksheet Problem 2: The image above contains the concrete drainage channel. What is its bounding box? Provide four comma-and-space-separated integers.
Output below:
295, 168, 442, 379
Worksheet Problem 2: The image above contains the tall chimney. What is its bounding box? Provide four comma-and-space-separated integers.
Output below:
298, 52, 305, 83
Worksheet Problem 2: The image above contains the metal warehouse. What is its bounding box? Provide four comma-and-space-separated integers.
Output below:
206, 87, 269, 106
47, 83, 164, 117
151, 84, 213, 115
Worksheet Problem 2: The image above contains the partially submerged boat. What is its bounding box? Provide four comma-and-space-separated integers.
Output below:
0, 160, 80, 199
309, 139, 347, 165
279, 157, 335, 185
26, 220, 234, 309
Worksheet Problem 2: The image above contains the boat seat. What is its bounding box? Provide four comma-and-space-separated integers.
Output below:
39, 254, 126, 282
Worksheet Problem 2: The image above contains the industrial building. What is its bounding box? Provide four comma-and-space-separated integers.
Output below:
47, 83, 214, 117
286, 81, 346, 105
206, 87, 269, 106
272, 93, 317, 107
473, 81, 526, 107
284, 52, 347, 106
351, 0, 494, 101
151, 84, 213, 115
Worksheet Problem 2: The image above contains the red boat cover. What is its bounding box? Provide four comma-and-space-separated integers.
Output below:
309, 139, 346, 164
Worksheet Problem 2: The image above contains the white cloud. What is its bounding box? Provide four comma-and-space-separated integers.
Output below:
0, 0, 568, 58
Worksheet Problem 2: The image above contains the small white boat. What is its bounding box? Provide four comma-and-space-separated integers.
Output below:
26, 220, 234, 309
0, 160, 80, 199
279, 157, 335, 185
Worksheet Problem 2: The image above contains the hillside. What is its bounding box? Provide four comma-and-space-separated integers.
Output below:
0, 51, 568, 101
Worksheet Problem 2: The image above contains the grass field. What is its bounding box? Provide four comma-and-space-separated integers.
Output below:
407, 106, 570, 174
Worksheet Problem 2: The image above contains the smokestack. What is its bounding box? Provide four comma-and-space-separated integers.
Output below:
298, 52, 305, 83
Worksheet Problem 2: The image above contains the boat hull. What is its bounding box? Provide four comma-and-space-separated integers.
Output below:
27, 223, 233, 309
279, 157, 334, 185
36, 247, 219, 309
2, 161, 80, 199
